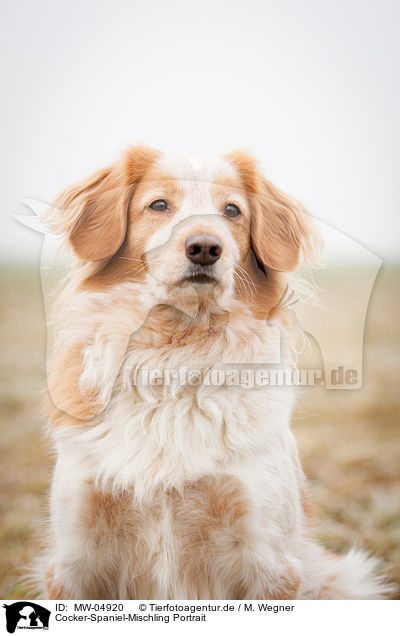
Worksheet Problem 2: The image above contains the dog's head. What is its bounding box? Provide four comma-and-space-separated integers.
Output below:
46, 146, 321, 319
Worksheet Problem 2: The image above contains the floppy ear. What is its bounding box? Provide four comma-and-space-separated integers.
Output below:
227, 149, 322, 319
227, 149, 321, 273
251, 175, 320, 272
43, 145, 158, 262
65, 165, 129, 261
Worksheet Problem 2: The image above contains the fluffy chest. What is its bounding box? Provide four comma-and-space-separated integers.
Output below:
55, 308, 295, 502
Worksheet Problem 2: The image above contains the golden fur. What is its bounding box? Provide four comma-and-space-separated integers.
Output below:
38, 146, 389, 600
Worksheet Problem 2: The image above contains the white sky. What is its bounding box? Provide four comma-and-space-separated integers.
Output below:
1, 0, 399, 263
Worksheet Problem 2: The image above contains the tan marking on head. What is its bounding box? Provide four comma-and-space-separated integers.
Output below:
52, 151, 250, 304
227, 149, 322, 269
155, 151, 238, 186
42, 145, 159, 267
81, 162, 184, 291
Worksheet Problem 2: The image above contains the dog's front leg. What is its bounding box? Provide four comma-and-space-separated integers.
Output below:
46, 467, 134, 599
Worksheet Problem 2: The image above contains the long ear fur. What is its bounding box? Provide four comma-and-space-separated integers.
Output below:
42, 145, 158, 262
228, 149, 322, 272
251, 175, 321, 271
227, 149, 323, 319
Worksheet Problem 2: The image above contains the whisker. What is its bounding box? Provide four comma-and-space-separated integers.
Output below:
234, 266, 257, 301
232, 270, 247, 298
114, 255, 166, 276
115, 255, 164, 266
233, 269, 254, 301
235, 263, 257, 290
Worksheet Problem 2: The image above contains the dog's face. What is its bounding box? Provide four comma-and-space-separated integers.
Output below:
51, 146, 320, 318
127, 153, 251, 310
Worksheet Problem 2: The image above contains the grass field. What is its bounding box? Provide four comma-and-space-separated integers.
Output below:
0, 262, 399, 599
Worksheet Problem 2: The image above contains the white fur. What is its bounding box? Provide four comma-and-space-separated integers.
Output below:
43, 283, 391, 599
40, 151, 391, 600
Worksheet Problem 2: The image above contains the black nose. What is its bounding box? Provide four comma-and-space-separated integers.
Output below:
185, 234, 223, 266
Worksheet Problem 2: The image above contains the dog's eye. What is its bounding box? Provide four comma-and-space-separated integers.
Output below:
224, 203, 241, 218
149, 199, 168, 212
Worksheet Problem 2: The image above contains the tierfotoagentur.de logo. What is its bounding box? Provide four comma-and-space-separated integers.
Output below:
2, 603, 50, 633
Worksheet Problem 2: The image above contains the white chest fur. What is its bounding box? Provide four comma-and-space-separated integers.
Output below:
53, 308, 297, 505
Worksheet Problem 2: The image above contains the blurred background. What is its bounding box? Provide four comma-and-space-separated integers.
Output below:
0, 0, 399, 598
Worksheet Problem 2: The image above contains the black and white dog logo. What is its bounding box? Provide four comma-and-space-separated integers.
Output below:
2, 603, 50, 633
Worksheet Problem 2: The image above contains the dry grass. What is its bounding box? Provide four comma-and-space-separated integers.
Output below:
0, 262, 399, 599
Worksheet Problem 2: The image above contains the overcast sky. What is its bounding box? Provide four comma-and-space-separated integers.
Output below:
1, 0, 399, 263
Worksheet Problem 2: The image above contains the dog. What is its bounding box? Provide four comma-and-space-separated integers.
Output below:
38, 145, 389, 599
